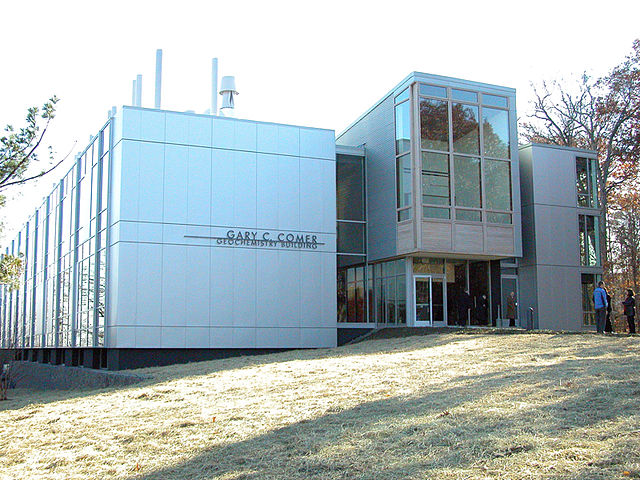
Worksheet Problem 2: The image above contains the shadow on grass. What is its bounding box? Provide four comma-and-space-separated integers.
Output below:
0, 333, 477, 412
125, 350, 640, 480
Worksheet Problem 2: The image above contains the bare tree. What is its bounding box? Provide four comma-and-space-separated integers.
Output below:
521, 40, 640, 266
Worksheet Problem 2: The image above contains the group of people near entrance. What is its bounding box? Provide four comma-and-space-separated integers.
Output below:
593, 281, 636, 334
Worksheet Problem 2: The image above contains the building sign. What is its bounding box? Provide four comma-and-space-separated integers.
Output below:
185, 228, 328, 251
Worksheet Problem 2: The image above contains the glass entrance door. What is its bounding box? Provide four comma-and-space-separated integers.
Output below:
414, 275, 446, 326
414, 276, 432, 326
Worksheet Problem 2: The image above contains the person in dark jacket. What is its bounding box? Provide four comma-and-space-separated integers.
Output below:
457, 290, 472, 326
605, 291, 613, 333
506, 291, 517, 327
475, 294, 488, 326
622, 289, 636, 334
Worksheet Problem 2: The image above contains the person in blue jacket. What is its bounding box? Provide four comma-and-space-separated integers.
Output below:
593, 281, 608, 333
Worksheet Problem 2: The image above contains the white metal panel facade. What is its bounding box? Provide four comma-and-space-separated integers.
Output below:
107, 107, 337, 349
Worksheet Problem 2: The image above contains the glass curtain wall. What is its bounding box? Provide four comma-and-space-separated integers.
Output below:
0, 120, 111, 350
419, 84, 512, 223
373, 259, 406, 325
336, 152, 368, 323
395, 88, 412, 222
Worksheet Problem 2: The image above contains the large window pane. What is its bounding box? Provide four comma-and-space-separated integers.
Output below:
422, 152, 450, 206
483, 107, 510, 158
581, 273, 596, 326
452, 103, 479, 154
395, 101, 411, 155
337, 222, 365, 254
579, 215, 600, 266
484, 159, 511, 211
576, 157, 598, 208
454, 155, 481, 208
336, 154, 365, 221
420, 99, 449, 151
396, 153, 412, 209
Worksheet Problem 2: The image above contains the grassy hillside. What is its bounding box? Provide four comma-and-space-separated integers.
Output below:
1, 332, 639, 479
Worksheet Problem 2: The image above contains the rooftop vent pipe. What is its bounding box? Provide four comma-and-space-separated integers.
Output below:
219, 76, 238, 115
155, 49, 163, 109
211, 58, 218, 115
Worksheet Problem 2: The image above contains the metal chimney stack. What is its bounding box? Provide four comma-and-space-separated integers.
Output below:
155, 49, 163, 109
211, 58, 218, 115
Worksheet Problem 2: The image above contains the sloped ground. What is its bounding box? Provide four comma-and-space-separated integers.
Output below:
0, 332, 639, 479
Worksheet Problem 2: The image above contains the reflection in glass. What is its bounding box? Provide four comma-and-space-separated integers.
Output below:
484, 159, 511, 211
420, 84, 447, 98
452, 89, 478, 102
395, 88, 409, 103
337, 222, 365, 254
396, 153, 412, 209
482, 94, 508, 108
336, 154, 365, 221
456, 209, 482, 222
581, 273, 597, 326
579, 215, 600, 266
483, 108, 510, 158
420, 99, 449, 151
487, 212, 511, 224
398, 208, 412, 222
452, 103, 479, 154
576, 157, 598, 208
395, 101, 411, 154
454, 155, 481, 208
423, 206, 450, 219
422, 152, 450, 206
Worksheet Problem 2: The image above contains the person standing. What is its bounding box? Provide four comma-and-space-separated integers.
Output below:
506, 291, 517, 327
622, 289, 636, 334
457, 290, 472, 326
593, 281, 608, 333
475, 294, 488, 326
605, 291, 613, 333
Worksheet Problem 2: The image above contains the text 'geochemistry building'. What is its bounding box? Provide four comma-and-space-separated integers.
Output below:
0, 72, 602, 369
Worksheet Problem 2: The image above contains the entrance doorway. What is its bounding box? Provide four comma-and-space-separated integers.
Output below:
414, 275, 446, 326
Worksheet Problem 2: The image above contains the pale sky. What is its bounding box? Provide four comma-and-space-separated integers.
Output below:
1, 0, 638, 243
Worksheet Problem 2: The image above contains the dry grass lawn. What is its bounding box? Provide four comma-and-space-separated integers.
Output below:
1, 332, 639, 479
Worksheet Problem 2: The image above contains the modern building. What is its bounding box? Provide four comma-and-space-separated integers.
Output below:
0, 71, 602, 369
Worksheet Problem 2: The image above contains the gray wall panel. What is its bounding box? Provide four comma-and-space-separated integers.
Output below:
337, 95, 397, 262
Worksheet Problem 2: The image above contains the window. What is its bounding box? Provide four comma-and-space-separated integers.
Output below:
395, 91, 413, 222
454, 155, 482, 209
422, 152, 450, 210
395, 97, 411, 155
452, 103, 479, 155
482, 108, 510, 159
579, 215, 600, 266
373, 260, 406, 324
336, 154, 365, 222
581, 273, 598, 326
420, 98, 449, 151
396, 154, 412, 221
337, 265, 367, 323
484, 159, 512, 223
576, 157, 598, 208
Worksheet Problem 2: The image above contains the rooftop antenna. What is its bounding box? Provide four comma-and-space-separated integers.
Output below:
219, 76, 238, 116
211, 58, 218, 115
155, 49, 163, 109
